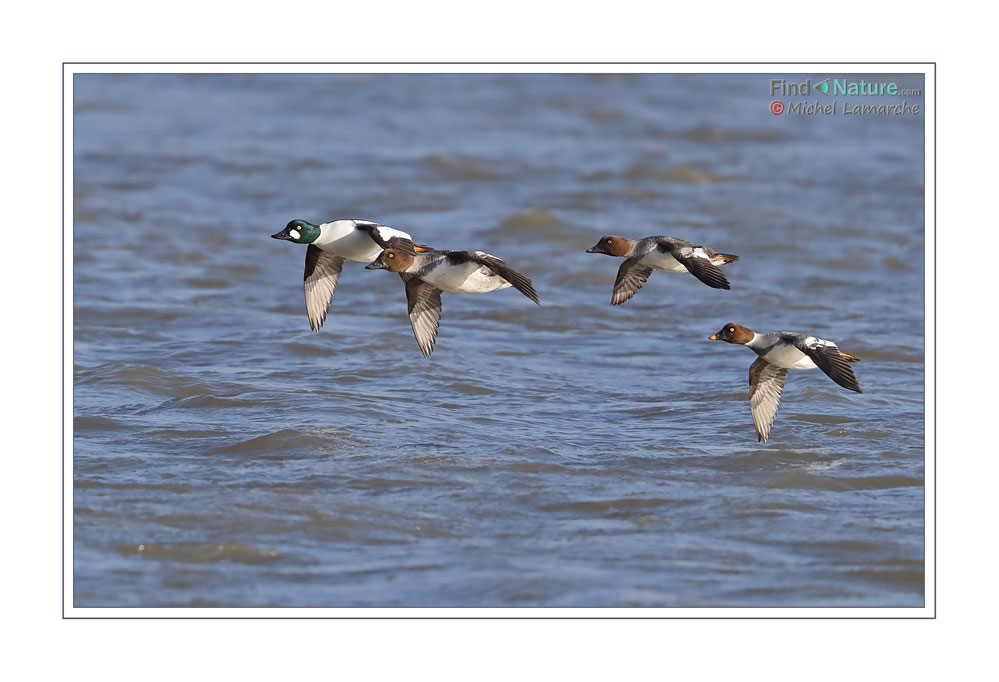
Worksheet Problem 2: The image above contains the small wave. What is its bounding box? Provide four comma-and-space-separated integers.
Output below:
788, 413, 858, 424
74, 415, 126, 431
172, 394, 261, 409
75, 480, 195, 493
211, 428, 323, 455
75, 363, 215, 399
758, 502, 824, 512
145, 428, 230, 438
116, 541, 281, 564
447, 382, 495, 395
211, 427, 364, 456
539, 497, 693, 513
765, 471, 922, 491
75, 306, 182, 324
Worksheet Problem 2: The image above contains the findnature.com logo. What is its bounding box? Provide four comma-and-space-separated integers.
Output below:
768, 77, 922, 116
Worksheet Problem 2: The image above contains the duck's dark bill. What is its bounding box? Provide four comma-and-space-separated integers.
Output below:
365, 260, 386, 270
271, 230, 293, 240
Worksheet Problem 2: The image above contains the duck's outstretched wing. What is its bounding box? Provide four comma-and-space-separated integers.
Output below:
612, 258, 654, 305
383, 235, 436, 253
465, 251, 541, 306
665, 242, 732, 290
303, 245, 344, 332
405, 277, 444, 358
749, 357, 790, 443
794, 337, 863, 393
356, 223, 435, 253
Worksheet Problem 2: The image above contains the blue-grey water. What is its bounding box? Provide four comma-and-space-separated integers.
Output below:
73, 73, 925, 608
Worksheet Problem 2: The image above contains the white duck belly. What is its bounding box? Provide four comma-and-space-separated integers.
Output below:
761, 343, 817, 370
640, 250, 687, 273
314, 221, 412, 262
423, 262, 511, 294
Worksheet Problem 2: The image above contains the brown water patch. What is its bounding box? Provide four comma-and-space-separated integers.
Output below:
883, 255, 916, 271
201, 231, 230, 246
679, 125, 788, 143
759, 501, 823, 512
74, 506, 114, 518
804, 275, 851, 289
847, 568, 924, 589
489, 208, 570, 236
448, 382, 495, 395
421, 154, 504, 181
540, 497, 693, 513
75, 480, 195, 493
211, 429, 326, 455
75, 210, 103, 224
828, 225, 868, 238
821, 249, 875, 269
509, 462, 570, 474
104, 181, 153, 192
74, 415, 125, 431
807, 540, 883, 553
185, 277, 231, 289
852, 347, 923, 363
584, 108, 626, 123
265, 304, 303, 316
347, 477, 440, 491
221, 263, 264, 278
285, 342, 335, 357
856, 429, 894, 439
145, 428, 229, 438
583, 163, 742, 184
215, 160, 274, 175
766, 471, 923, 491
174, 250, 204, 263
291, 156, 327, 171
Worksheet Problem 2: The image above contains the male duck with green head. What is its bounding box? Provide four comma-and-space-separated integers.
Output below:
271, 218, 424, 332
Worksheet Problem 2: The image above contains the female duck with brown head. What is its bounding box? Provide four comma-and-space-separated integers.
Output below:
709, 322, 862, 443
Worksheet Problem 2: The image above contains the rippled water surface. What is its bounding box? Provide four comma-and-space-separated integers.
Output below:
73, 73, 926, 607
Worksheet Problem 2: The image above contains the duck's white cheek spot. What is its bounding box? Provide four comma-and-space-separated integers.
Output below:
290, 231, 301, 240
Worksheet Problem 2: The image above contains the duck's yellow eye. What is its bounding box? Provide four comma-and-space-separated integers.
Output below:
387, 252, 395, 259
295, 226, 301, 231
606, 238, 612, 243
729, 327, 735, 332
